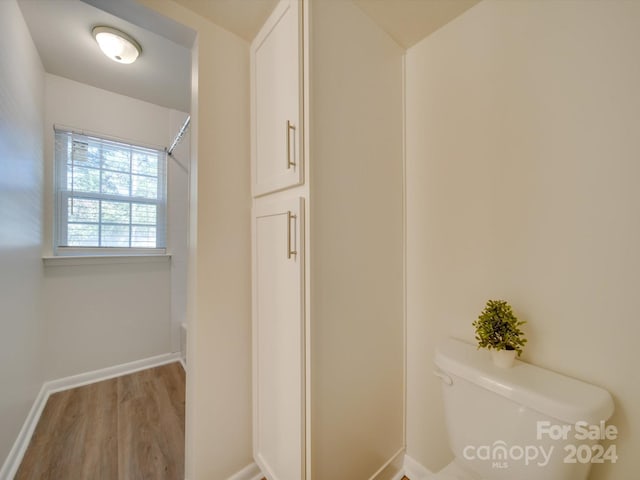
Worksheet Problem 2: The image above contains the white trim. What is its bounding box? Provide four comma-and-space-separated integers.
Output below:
391, 471, 407, 480
226, 462, 263, 480
0, 353, 182, 479
402, 454, 433, 480
45, 352, 181, 394
401, 49, 408, 461
368, 447, 406, 480
0, 384, 48, 480
43, 253, 171, 266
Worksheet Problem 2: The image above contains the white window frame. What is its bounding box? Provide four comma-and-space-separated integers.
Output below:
53, 127, 167, 256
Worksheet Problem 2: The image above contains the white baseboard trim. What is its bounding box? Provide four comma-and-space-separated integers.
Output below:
0, 383, 48, 480
391, 470, 407, 480
213, 452, 432, 480
46, 352, 182, 395
242, 450, 414, 480
0, 352, 182, 480
369, 447, 405, 480
402, 454, 433, 480
226, 462, 263, 480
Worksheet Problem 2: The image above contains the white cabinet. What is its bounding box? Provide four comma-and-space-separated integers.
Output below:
251, 0, 303, 197
252, 197, 305, 480
252, 2, 404, 479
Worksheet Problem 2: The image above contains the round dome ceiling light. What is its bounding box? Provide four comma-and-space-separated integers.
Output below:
92, 26, 141, 64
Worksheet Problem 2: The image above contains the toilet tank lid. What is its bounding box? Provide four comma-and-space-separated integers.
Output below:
435, 338, 614, 425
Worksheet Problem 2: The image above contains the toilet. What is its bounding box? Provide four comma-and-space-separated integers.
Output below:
432, 338, 615, 480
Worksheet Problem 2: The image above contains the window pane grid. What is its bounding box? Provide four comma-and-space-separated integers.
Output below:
64, 197, 159, 248
65, 163, 160, 179
55, 129, 166, 253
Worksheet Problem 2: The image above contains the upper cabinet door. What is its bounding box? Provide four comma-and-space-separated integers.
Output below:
251, 0, 303, 197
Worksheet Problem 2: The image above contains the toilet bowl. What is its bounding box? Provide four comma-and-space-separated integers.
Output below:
432, 338, 614, 480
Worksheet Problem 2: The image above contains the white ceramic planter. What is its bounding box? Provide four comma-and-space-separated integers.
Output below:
491, 349, 517, 368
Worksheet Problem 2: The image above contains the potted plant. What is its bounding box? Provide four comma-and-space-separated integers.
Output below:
472, 299, 527, 368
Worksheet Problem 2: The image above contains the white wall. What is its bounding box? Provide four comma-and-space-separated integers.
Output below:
0, 0, 45, 471
42, 74, 189, 379
142, 3, 405, 480
406, 1, 640, 479
187, 27, 252, 480
137, 2, 253, 478
168, 110, 190, 354
310, 1, 405, 478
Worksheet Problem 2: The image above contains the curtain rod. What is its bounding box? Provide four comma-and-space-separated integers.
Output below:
167, 116, 191, 156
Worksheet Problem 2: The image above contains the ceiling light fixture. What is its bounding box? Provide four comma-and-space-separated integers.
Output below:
92, 26, 141, 64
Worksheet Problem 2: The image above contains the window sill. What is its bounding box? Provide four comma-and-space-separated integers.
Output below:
42, 254, 172, 267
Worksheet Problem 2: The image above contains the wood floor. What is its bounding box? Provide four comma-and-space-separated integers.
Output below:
15, 362, 185, 480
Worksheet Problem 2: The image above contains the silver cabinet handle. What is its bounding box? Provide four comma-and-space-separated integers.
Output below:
286, 120, 296, 169
287, 211, 297, 259
433, 370, 453, 386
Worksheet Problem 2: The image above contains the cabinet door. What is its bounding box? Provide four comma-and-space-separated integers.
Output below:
251, 0, 302, 197
253, 197, 305, 480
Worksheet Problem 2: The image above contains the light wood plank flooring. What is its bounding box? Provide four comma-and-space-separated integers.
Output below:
15, 362, 185, 480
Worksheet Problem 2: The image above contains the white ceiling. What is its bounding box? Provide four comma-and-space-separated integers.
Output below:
17, 0, 193, 113
172, 0, 279, 42
354, 0, 481, 49
16, 0, 480, 116
171, 0, 480, 48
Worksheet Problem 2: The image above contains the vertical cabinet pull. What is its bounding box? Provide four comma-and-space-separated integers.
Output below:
286, 120, 296, 169
287, 210, 297, 259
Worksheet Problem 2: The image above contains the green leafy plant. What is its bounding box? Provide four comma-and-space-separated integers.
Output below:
472, 299, 527, 356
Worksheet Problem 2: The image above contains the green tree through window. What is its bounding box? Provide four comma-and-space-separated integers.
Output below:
54, 129, 167, 254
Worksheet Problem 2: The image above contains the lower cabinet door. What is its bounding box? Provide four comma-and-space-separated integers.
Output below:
253, 197, 305, 480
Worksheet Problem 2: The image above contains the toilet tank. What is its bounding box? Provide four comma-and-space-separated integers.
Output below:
434, 338, 615, 480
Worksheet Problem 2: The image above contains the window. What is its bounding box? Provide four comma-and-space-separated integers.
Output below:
54, 128, 167, 255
